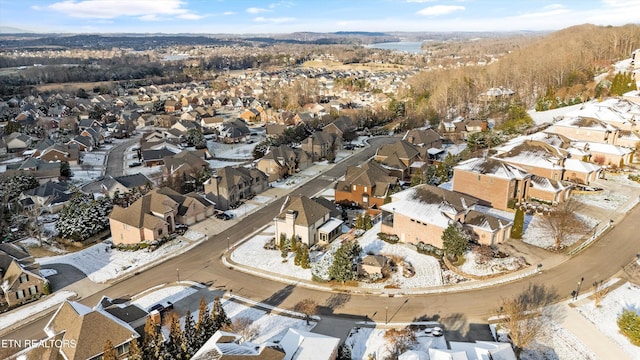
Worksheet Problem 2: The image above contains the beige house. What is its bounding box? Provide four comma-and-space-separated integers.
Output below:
301, 131, 338, 161
204, 166, 269, 210
109, 187, 214, 245
373, 140, 424, 180
379, 184, 511, 248
256, 145, 311, 182
274, 195, 342, 247
452, 158, 531, 211
0, 246, 46, 308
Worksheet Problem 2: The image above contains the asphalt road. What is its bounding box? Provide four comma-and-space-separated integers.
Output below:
4, 136, 640, 353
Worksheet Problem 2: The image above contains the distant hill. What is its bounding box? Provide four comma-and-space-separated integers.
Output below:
0, 26, 32, 34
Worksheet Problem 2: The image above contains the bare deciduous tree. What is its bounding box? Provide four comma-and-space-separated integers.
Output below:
383, 328, 417, 360
497, 283, 560, 358
592, 280, 610, 307
539, 200, 588, 250
227, 316, 259, 342
293, 299, 318, 325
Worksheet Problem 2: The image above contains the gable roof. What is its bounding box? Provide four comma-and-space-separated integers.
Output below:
102, 173, 153, 192
376, 140, 420, 160
276, 195, 332, 227
403, 128, 442, 146
337, 160, 397, 194
455, 158, 530, 180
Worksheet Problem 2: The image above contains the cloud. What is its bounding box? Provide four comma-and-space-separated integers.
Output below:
178, 13, 204, 20
518, 4, 570, 19
43, 0, 201, 20
254, 16, 295, 23
405, 0, 438, 2
417, 5, 465, 16
223, 11, 235, 16
246, 7, 269, 14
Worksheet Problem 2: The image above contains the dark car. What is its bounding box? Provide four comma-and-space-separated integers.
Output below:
215, 212, 232, 220
129, 162, 142, 168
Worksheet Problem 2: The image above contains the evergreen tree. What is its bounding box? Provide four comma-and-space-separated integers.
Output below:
166, 313, 186, 360
363, 213, 372, 230
294, 244, 302, 266
280, 233, 289, 259
337, 343, 352, 360
102, 339, 117, 360
142, 316, 161, 360
183, 310, 198, 358
128, 338, 143, 360
195, 297, 213, 348
300, 244, 311, 269
355, 213, 363, 229
442, 222, 469, 260
60, 161, 72, 178
211, 297, 231, 332
511, 208, 524, 239
329, 240, 361, 283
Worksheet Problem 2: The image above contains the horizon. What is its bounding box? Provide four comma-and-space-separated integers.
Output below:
0, 0, 639, 34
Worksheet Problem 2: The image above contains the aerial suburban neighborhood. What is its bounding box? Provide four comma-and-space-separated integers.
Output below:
1, 2, 640, 360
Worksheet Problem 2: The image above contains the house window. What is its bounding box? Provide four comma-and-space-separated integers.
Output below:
19, 274, 28, 284
158, 229, 163, 236
116, 342, 130, 356
29, 285, 38, 296
364, 186, 368, 192
16, 290, 25, 300
352, 185, 357, 191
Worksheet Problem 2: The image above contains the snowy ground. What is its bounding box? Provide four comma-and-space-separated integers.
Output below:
207, 140, 256, 160
0, 290, 76, 331
459, 250, 527, 277
132, 284, 200, 312
80, 152, 107, 166
603, 172, 640, 188
527, 103, 584, 126
346, 326, 448, 360
358, 223, 444, 289
576, 282, 640, 359
522, 214, 599, 250
572, 189, 630, 211
37, 238, 190, 283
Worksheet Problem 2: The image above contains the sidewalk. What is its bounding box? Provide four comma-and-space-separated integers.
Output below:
560, 300, 631, 360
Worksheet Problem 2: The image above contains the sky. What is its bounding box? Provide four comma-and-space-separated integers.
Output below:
0, 0, 639, 34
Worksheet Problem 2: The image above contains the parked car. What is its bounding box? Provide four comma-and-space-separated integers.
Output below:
215, 212, 233, 220
129, 162, 142, 168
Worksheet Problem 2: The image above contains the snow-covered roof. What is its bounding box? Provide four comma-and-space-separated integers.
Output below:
318, 217, 343, 234
572, 141, 633, 155
564, 158, 601, 173
281, 328, 340, 360
455, 158, 530, 180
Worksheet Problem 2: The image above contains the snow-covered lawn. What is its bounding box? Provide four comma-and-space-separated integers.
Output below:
576, 282, 640, 359
69, 166, 103, 183
358, 223, 443, 288
132, 284, 200, 311
225, 202, 259, 219
346, 326, 448, 360
37, 238, 190, 283
0, 290, 76, 331
123, 164, 163, 177
207, 140, 255, 160
458, 250, 527, 277
522, 214, 598, 249
520, 321, 598, 360
80, 152, 107, 166
231, 227, 314, 281
572, 189, 629, 210
603, 173, 640, 188
19, 237, 67, 254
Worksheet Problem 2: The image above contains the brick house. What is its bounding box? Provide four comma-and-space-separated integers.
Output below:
109, 187, 214, 245
0, 245, 47, 308
335, 160, 398, 211
547, 117, 619, 145
301, 131, 338, 161
379, 184, 511, 248
256, 145, 312, 182
403, 128, 443, 149
203, 166, 269, 210
373, 140, 424, 180
274, 195, 342, 246
452, 157, 531, 211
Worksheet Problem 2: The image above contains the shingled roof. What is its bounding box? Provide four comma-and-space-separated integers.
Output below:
276, 195, 332, 227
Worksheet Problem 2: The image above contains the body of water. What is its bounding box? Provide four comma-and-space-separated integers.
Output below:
366, 41, 424, 54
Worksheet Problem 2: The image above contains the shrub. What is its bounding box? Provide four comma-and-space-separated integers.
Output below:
416, 242, 444, 258
510, 208, 524, 239
629, 174, 640, 184
377, 232, 399, 244
43, 281, 51, 295
618, 309, 640, 346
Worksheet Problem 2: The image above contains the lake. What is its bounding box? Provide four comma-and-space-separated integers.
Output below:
366, 41, 424, 53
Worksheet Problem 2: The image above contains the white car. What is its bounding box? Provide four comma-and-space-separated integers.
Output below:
431, 326, 444, 337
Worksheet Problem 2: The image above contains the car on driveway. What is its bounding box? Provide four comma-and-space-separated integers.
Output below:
215, 212, 233, 220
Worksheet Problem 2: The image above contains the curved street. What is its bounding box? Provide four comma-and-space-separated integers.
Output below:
3, 136, 640, 354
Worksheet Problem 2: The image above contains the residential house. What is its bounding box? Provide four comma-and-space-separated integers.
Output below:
403, 128, 443, 150
171, 120, 201, 134
301, 131, 337, 162
21, 181, 71, 213
0, 244, 46, 308
109, 187, 215, 245
218, 119, 251, 144
452, 157, 531, 211
572, 141, 634, 168
547, 117, 619, 145
477, 87, 515, 104
280, 328, 340, 360
358, 254, 388, 277
163, 150, 210, 181
141, 147, 179, 167
3, 158, 61, 184
373, 140, 424, 180
323, 116, 355, 142
5, 132, 32, 153
379, 184, 511, 248
256, 145, 311, 182
335, 160, 398, 211
101, 173, 153, 197
274, 195, 343, 246
204, 166, 269, 210
66, 135, 93, 152
164, 99, 181, 113
200, 116, 225, 131
192, 330, 286, 360
427, 341, 516, 360
37, 144, 81, 165
40, 300, 139, 360
266, 123, 287, 140
239, 108, 261, 122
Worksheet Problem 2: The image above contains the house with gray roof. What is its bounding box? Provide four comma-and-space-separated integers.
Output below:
204, 166, 269, 210
101, 173, 153, 197
274, 195, 342, 246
